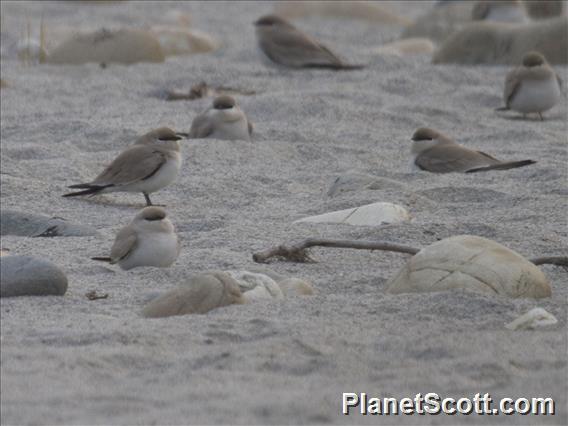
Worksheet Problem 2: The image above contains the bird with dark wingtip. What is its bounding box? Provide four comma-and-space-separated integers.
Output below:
410, 128, 536, 173
254, 15, 365, 70
189, 95, 253, 141
63, 128, 185, 206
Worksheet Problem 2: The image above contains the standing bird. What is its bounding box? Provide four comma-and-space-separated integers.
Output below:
92, 206, 180, 270
497, 51, 562, 120
189, 95, 253, 141
254, 15, 364, 70
410, 127, 536, 173
63, 129, 184, 206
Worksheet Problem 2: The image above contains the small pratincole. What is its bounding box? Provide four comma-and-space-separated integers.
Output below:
92, 206, 180, 270
497, 51, 562, 120
63, 127, 184, 206
189, 95, 253, 141
254, 15, 364, 70
410, 127, 536, 173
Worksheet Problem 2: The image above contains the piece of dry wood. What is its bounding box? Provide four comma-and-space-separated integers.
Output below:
529, 256, 568, 267
85, 290, 109, 300
252, 238, 568, 269
252, 238, 420, 263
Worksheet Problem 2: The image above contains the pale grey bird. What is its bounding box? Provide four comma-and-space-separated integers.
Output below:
410, 128, 536, 173
254, 15, 364, 70
63, 129, 183, 206
497, 51, 562, 120
92, 206, 180, 270
189, 95, 253, 141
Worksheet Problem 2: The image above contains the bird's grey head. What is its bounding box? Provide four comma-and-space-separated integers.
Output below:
522, 51, 546, 67
213, 95, 236, 110
153, 127, 182, 141
139, 206, 167, 222
411, 127, 441, 142
254, 15, 291, 28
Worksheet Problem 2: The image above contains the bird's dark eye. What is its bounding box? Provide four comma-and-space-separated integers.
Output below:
215, 104, 233, 110
145, 215, 164, 221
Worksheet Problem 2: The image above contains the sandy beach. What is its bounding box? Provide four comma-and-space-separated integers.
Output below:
1, 1, 567, 424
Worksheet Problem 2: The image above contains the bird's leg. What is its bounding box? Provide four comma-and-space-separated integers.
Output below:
538, 112, 544, 121
143, 193, 153, 206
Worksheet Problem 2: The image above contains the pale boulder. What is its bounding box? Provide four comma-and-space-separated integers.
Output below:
386, 235, 551, 299
149, 27, 220, 56
294, 202, 410, 227
505, 307, 558, 330
225, 270, 284, 302
46, 28, 165, 65
278, 278, 315, 296
273, 1, 410, 25
142, 271, 244, 318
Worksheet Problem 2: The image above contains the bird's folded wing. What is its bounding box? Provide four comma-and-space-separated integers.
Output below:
92, 146, 167, 186
265, 29, 343, 67
504, 68, 522, 108
189, 113, 214, 138
416, 145, 499, 173
110, 227, 138, 263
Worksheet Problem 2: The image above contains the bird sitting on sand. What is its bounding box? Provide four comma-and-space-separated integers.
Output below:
410, 127, 536, 173
254, 14, 364, 70
189, 95, 253, 141
63, 128, 184, 206
497, 51, 562, 120
92, 206, 180, 270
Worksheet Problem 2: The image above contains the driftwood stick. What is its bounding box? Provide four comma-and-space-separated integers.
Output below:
252, 238, 421, 263
529, 256, 568, 267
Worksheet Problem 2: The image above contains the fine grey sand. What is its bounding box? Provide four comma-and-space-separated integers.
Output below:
1, 1, 567, 425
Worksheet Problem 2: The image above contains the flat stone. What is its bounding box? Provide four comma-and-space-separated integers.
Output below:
326, 172, 406, 197
295, 202, 410, 227
505, 307, 558, 330
386, 235, 551, 298
226, 270, 284, 302
142, 271, 244, 318
46, 28, 165, 65
1, 256, 68, 297
1, 210, 98, 237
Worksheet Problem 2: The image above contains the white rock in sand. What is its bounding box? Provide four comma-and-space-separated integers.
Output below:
46, 28, 165, 65
226, 270, 284, 302
294, 202, 410, 227
142, 271, 244, 318
386, 235, 551, 299
372, 38, 435, 56
149, 27, 220, 56
505, 307, 558, 330
278, 278, 315, 296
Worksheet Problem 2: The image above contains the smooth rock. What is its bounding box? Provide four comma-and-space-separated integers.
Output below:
433, 17, 568, 65
278, 278, 315, 296
505, 307, 558, 330
326, 172, 406, 197
401, 1, 474, 43
226, 270, 284, 302
273, 1, 410, 25
295, 202, 410, 227
386, 235, 551, 298
149, 26, 219, 56
142, 271, 244, 318
46, 28, 165, 65
1, 210, 98, 237
1, 256, 68, 297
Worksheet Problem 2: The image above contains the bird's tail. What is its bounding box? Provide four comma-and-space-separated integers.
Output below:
91, 256, 112, 262
304, 63, 366, 71
63, 184, 108, 198
466, 160, 536, 173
